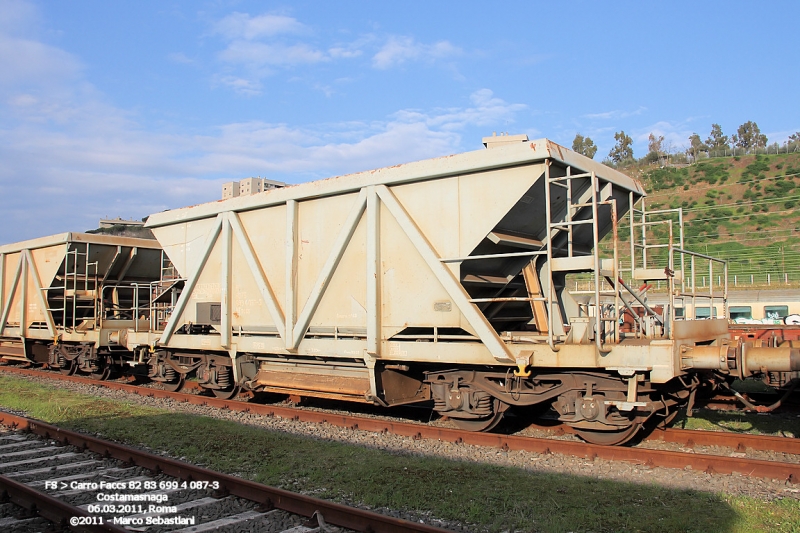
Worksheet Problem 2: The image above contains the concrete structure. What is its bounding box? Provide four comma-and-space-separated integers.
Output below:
221, 182, 240, 200
222, 178, 286, 200
482, 132, 530, 149
98, 218, 146, 229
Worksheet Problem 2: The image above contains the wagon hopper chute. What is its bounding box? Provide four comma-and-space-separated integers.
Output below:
0, 233, 163, 378
139, 136, 799, 444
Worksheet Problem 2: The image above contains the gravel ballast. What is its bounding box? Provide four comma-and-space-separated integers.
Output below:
2, 373, 797, 505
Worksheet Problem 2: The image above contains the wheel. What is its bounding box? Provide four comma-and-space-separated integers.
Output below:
211, 385, 240, 400
59, 359, 77, 376
573, 423, 642, 446
450, 400, 508, 432
163, 374, 185, 393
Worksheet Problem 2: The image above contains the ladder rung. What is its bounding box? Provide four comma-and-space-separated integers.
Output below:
550, 172, 592, 181
469, 297, 547, 303
552, 256, 596, 272
550, 220, 593, 229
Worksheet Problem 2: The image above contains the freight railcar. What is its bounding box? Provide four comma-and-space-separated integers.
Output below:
118, 135, 799, 445
0, 233, 163, 377
3, 137, 798, 445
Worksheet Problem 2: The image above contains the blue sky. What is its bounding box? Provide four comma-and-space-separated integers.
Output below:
1, 0, 798, 244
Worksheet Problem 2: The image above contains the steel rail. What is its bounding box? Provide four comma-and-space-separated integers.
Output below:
0, 412, 451, 533
651, 427, 800, 454
1, 365, 799, 484
537, 421, 800, 455
5, 365, 799, 454
0, 474, 130, 533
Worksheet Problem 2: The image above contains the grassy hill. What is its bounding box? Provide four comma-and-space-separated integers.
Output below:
597, 151, 800, 288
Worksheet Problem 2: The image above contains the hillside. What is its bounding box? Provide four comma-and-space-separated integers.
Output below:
85, 224, 156, 240
598, 152, 800, 288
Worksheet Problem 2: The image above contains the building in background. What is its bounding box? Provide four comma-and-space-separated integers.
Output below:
98, 217, 146, 229
222, 177, 286, 200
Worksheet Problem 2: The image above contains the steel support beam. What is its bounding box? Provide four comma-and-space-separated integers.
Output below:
159, 215, 223, 346
375, 184, 514, 363
101, 246, 121, 284
220, 216, 232, 349
0, 253, 4, 327
115, 247, 138, 283
366, 186, 380, 356
229, 211, 286, 342
19, 253, 27, 338
0, 255, 23, 336
285, 199, 298, 350
291, 189, 367, 349
24, 249, 56, 338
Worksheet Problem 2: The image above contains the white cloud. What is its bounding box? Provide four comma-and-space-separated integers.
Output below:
328, 46, 362, 59
1, 79, 526, 244
393, 89, 527, 132
373, 36, 461, 69
0, 4, 523, 244
218, 41, 327, 68
214, 76, 262, 96
212, 13, 305, 41
583, 107, 647, 120
210, 11, 335, 92
0, 34, 83, 88
0, 0, 39, 35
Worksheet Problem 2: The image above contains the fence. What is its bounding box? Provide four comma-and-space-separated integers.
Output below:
571, 271, 799, 292
614, 141, 800, 169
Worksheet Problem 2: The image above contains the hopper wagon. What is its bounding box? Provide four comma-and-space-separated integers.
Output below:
0, 233, 163, 378
3, 136, 797, 445
127, 135, 800, 445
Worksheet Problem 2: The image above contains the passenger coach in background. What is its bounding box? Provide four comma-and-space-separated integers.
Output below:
1, 135, 798, 445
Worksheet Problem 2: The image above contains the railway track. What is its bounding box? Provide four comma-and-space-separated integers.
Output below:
0, 411, 452, 533
1, 365, 799, 485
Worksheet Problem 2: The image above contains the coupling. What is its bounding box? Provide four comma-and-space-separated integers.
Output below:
681, 341, 800, 379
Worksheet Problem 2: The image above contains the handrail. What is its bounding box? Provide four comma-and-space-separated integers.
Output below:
440, 250, 546, 263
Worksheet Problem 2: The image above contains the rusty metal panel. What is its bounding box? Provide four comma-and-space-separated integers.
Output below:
672, 318, 729, 340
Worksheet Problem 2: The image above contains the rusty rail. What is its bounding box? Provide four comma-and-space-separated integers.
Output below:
0, 412, 452, 533
1, 365, 799, 484
0, 474, 130, 533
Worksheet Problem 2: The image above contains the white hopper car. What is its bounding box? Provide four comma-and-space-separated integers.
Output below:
2, 136, 798, 445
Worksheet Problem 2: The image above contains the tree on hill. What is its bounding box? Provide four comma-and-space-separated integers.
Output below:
705, 123, 729, 151
644, 133, 665, 164
572, 133, 597, 158
732, 120, 768, 152
647, 133, 664, 155
688, 133, 708, 161
608, 131, 634, 164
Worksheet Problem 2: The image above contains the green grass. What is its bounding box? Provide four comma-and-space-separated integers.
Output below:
1, 376, 799, 532
675, 410, 800, 438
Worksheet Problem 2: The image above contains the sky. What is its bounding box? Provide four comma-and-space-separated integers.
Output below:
1, 0, 798, 244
